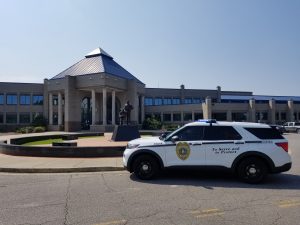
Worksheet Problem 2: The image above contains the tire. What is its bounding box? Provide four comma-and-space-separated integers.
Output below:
237, 157, 268, 184
132, 155, 159, 180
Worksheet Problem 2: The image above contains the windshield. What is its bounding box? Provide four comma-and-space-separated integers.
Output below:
164, 126, 185, 141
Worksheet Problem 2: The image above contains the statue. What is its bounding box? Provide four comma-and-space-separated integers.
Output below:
119, 101, 133, 125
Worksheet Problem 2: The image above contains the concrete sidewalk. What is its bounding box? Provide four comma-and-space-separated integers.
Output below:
0, 153, 124, 173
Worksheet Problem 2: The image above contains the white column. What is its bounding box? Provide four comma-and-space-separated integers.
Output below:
112, 90, 116, 125
91, 89, 96, 125
58, 92, 63, 125
102, 88, 107, 125
49, 93, 53, 125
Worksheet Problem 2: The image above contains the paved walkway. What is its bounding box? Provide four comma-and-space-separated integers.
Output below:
0, 132, 125, 173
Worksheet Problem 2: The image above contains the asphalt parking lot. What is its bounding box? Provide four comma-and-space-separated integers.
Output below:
0, 134, 299, 225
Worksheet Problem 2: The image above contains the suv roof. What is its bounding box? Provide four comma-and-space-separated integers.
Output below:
187, 120, 270, 128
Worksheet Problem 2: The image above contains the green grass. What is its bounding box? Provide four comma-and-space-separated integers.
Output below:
21, 136, 104, 146
22, 138, 63, 146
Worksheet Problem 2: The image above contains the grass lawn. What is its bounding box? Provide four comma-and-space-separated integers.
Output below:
22, 136, 104, 146
22, 138, 63, 146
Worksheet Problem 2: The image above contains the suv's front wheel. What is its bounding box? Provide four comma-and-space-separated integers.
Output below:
237, 157, 268, 184
132, 155, 159, 180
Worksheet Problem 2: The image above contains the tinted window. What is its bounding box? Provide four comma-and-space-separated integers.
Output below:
204, 126, 242, 140
163, 98, 172, 105
174, 126, 204, 141
0, 94, 4, 104
173, 113, 181, 121
7, 94, 17, 105
172, 98, 180, 105
154, 98, 162, 105
0, 114, 3, 123
245, 128, 284, 139
163, 113, 171, 122
19, 113, 31, 124
144, 98, 153, 106
20, 95, 31, 105
6, 113, 17, 123
33, 95, 44, 105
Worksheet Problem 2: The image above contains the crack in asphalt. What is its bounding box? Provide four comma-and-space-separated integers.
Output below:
63, 175, 72, 225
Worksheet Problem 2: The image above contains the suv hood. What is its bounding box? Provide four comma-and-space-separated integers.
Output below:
128, 137, 164, 146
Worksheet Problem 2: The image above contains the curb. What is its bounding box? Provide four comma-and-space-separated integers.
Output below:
0, 167, 125, 173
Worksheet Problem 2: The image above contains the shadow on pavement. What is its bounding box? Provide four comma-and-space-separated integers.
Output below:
130, 169, 300, 190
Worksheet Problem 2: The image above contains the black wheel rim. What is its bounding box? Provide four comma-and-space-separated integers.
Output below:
138, 161, 153, 178
245, 163, 261, 179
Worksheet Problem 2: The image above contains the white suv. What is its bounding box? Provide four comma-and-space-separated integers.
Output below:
123, 120, 292, 183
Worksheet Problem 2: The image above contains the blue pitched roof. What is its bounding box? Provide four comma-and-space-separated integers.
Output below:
221, 95, 300, 102
51, 48, 144, 84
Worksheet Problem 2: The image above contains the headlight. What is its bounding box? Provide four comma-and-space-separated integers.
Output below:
126, 143, 140, 149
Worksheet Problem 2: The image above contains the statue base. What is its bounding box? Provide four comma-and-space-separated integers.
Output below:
111, 125, 140, 141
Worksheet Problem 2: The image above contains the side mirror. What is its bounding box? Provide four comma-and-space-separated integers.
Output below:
160, 133, 167, 139
171, 136, 179, 143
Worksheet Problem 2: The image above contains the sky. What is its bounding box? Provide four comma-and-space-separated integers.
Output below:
0, 0, 299, 96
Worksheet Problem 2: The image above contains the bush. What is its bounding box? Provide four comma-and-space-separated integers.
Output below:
163, 124, 180, 131
16, 126, 34, 134
32, 114, 48, 127
33, 126, 46, 133
142, 117, 162, 130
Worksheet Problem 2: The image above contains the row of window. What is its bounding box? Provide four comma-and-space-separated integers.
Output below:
0, 94, 43, 105
146, 111, 300, 122
0, 112, 42, 124
221, 99, 300, 104
144, 97, 203, 106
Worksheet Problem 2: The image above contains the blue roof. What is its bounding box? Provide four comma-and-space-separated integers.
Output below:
221, 95, 300, 101
51, 48, 144, 84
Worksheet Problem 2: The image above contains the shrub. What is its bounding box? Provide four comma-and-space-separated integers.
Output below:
33, 126, 46, 133
16, 126, 34, 134
32, 115, 48, 127
142, 117, 162, 130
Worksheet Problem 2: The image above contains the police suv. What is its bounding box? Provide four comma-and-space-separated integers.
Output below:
123, 120, 292, 183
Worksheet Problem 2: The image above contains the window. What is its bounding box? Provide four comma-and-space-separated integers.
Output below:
212, 113, 227, 121
183, 98, 192, 104
153, 113, 161, 121
163, 113, 171, 122
163, 98, 172, 105
6, 113, 17, 124
294, 113, 298, 121
232, 112, 247, 121
33, 95, 44, 105
19, 113, 31, 124
183, 113, 192, 121
172, 98, 180, 105
53, 112, 58, 125
173, 126, 204, 141
256, 112, 268, 121
20, 95, 31, 105
154, 98, 162, 106
53, 96, 58, 106
194, 113, 203, 120
276, 113, 280, 121
144, 98, 153, 106
6, 94, 17, 105
281, 112, 286, 121
192, 98, 202, 104
0, 94, 4, 104
245, 128, 284, 140
173, 113, 181, 121
204, 126, 242, 140
0, 113, 3, 123
145, 113, 152, 119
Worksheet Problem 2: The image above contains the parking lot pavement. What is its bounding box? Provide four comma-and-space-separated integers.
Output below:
0, 134, 299, 225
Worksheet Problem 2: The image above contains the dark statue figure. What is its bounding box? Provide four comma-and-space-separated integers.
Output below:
119, 101, 133, 125
112, 100, 139, 141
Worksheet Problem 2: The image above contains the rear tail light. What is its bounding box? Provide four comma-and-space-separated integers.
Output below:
276, 142, 288, 152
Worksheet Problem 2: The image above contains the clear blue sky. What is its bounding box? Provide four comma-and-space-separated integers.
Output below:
0, 0, 299, 95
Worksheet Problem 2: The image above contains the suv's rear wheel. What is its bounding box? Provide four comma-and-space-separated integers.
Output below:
133, 155, 159, 180
237, 157, 268, 184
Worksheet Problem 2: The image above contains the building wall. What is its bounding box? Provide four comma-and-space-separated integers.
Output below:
0, 82, 44, 131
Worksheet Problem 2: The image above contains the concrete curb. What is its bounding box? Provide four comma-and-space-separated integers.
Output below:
0, 166, 125, 173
